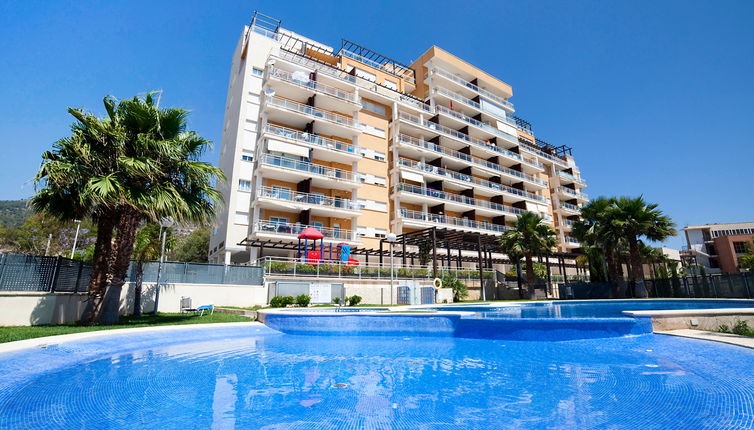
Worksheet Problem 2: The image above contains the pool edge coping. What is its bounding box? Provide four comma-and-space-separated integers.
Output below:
657, 329, 754, 350
0, 322, 267, 355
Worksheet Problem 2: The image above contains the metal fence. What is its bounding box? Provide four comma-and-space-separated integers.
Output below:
0, 253, 264, 292
0, 253, 91, 293
559, 273, 754, 300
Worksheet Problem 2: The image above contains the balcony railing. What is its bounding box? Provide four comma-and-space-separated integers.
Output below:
268, 67, 357, 103
557, 170, 586, 185
254, 220, 356, 241
396, 134, 547, 186
435, 105, 518, 143
398, 112, 543, 169
400, 208, 510, 234
276, 51, 431, 113
264, 124, 357, 155
520, 143, 568, 166
560, 202, 581, 212
558, 187, 589, 200
434, 88, 519, 132
565, 236, 580, 245
266, 96, 359, 129
259, 154, 356, 183
432, 67, 514, 109
397, 183, 525, 216
257, 186, 358, 210
398, 158, 548, 203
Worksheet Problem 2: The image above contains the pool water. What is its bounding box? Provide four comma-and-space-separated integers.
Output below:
432, 299, 754, 319
1, 324, 753, 429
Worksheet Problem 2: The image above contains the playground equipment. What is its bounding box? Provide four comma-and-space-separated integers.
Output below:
296, 228, 360, 266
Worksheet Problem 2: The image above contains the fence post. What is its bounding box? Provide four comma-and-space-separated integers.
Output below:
682, 276, 691, 298
0, 254, 6, 288
742, 273, 752, 299
49, 256, 61, 293
726, 273, 734, 298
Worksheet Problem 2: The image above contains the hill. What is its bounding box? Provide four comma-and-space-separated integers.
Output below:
0, 200, 30, 228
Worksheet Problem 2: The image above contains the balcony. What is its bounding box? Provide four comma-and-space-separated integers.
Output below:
395, 134, 547, 188
432, 66, 514, 110
267, 67, 359, 111
397, 112, 543, 170
564, 236, 581, 248
396, 182, 524, 218
520, 143, 568, 167
557, 171, 586, 186
255, 186, 360, 216
559, 219, 576, 230
265, 96, 360, 136
434, 87, 519, 132
258, 154, 359, 190
276, 51, 432, 114
435, 105, 518, 145
400, 208, 510, 234
397, 158, 549, 204
253, 220, 359, 243
558, 187, 589, 201
262, 123, 360, 162
559, 202, 581, 214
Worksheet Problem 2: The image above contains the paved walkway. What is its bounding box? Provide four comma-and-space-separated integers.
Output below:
658, 329, 754, 349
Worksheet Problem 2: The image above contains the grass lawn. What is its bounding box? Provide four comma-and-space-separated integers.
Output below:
0, 312, 251, 344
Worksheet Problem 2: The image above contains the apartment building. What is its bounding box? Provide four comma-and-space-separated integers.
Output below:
208, 13, 588, 265
683, 222, 754, 273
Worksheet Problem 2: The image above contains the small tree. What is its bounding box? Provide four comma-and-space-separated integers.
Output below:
295, 294, 311, 307
442, 274, 468, 302
740, 242, 754, 272
171, 227, 210, 262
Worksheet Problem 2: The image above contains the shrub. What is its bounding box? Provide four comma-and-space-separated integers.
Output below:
442, 274, 468, 302
347, 295, 362, 306
732, 320, 751, 336
332, 297, 341, 305
719, 324, 731, 333
270, 295, 294, 308
295, 294, 311, 307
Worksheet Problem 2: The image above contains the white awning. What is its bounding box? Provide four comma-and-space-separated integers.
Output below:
267, 139, 310, 157
400, 171, 424, 183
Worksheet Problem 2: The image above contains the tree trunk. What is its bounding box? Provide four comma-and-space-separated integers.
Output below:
604, 246, 622, 298
525, 254, 535, 299
628, 235, 648, 298
134, 262, 143, 317
100, 208, 142, 324
82, 211, 117, 325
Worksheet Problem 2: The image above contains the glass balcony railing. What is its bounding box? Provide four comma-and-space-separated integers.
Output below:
432, 66, 514, 109
266, 96, 359, 129
558, 187, 589, 200
557, 170, 586, 185
397, 183, 525, 216
400, 208, 510, 234
268, 67, 357, 103
254, 220, 356, 241
398, 112, 543, 169
398, 158, 548, 203
259, 154, 356, 183
435, 105, 518, 144
257, 186, 358, 211
560, 202, 581, 212
396, 134, 547, 186
565, 236, 580, 245
434, 88, 519, 132
520, 143, 568, 166
264, 124, 357, 155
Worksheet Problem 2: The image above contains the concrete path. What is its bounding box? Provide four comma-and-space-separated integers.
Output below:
657, 329, 754, 349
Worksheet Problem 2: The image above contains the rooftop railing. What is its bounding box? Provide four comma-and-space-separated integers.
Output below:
254, 220, 357, 241
432, 67, 514, 109
397, 182, 525, 216
264, 123, 357, 155
400, 208, 510, 234
395, 135, 548, 186
259, 154, 357, 183
268, 67, 357, 103
520, 143, 568, 166
398, 158, 548, 203
257, 186, 358, 210
266, 96, 359, 129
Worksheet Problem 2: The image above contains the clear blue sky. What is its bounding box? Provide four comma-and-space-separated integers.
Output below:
2, 0, 753, 248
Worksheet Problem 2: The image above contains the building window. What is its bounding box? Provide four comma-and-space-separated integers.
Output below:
311, 221, 324, 230
252, 67, 264, 77
270, 216, 288, 226
383, 80, 398, 91
238, 180, 251, 192
361, 100, 387, 116
241, 155, 253, 162
733, 242, 749, 253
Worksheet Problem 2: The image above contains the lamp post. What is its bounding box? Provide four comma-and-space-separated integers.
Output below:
152, 217, 174, 315
387, 233, 397, 305
70, 220, 82, 259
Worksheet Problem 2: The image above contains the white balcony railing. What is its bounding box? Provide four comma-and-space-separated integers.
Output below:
266, 96, 359, 129
432, 66, 514, 109
558, 187, 589, 200
264, 123, 358, 155
398, 158, 548, 203
557, 170, 586, 185
560, 202, 581, 212
400, 208, 510, 234
435, 105, 518, 143
397, 183, 525, 216
259, 154, 357, 183
257, 186, 358, 211
268, 67, 358, 103
254, 220, 357, 242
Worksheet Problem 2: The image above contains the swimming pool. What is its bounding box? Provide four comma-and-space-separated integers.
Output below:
1, 300, 753, 429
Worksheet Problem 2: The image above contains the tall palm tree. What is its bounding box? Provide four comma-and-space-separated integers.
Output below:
610, 196, 676, 298
573, 197, 625, 297
500, 212, 557, 298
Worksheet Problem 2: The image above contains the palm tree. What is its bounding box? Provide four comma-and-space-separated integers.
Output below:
500, 212, 558, 298
573, 197, 625, 297
610, 196, 676, 298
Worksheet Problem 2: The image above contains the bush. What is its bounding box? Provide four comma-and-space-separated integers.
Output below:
332, 297, 340, 305
295, 294, 311, 307
719, 324, 731, 333
442, 274, 468, 302
347, 295, 362, 306
732, 320, 751, 336
269, 295, 295, 308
